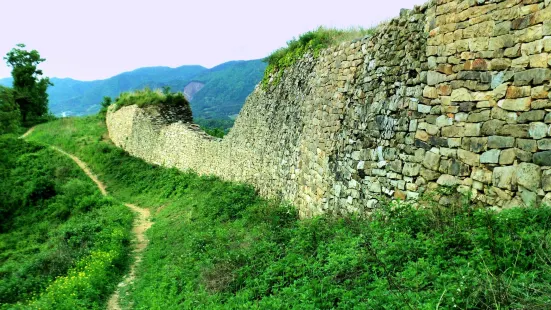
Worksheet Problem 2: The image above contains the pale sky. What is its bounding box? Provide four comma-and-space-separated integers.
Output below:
0, 0, 426, 81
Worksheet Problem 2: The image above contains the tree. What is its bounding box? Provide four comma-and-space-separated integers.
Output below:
0, 86, 20, 134
4, 44, 52, 125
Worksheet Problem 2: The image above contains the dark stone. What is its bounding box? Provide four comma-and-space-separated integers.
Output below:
415, 139, 432, 150
534, 151, 551, 166
514, 69, 551, 86
449, 159, 471, 176
459, 102, 476, 112
428, 136, 449, 147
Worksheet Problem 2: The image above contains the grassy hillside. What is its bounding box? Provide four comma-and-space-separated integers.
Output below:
26, 116, 551, 309
0, 135, 133, 309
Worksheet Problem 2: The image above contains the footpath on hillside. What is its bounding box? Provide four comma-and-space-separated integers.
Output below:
21, 127, 152, 310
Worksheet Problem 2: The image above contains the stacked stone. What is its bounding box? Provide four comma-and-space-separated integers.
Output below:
325, 5, 430, 214
107, 0, 551, 218
420, 0, 551, 208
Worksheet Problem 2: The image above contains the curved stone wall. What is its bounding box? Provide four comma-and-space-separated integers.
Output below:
108, 0, 551, 217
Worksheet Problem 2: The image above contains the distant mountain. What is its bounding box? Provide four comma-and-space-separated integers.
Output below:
141, 60, 267, 119
0, 60, 266, 119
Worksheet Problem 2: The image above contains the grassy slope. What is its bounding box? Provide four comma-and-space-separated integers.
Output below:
27, 116, 551, 309
0, 135, 133, 309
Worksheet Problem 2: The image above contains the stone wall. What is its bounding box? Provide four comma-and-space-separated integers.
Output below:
107, 0, 551, 217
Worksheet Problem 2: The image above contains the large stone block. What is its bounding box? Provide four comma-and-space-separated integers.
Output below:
488, 136, 515, 149
497, 98, 532, 111
481, 149, 501, 164
402, 163, 421, 177
529, 122, 549, 139
423, 151, 441, 170
515, 163, 541, 192
534, 151, 551, 166
472, 167, 492, 184
492, 166, 516, 190
543, 170, 551, 191
458, 149, 480, 167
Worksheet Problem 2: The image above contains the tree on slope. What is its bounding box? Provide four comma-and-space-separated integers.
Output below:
0, 86, 20, 134
4, 44, 52, 125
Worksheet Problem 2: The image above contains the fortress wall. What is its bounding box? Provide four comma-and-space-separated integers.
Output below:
108, 0, 551, 217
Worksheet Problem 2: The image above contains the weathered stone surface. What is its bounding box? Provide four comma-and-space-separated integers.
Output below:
462, 137, 488, 153
472, 167, 492, 184
481, 149, 501, 164
451, 88, 472, 101
437, 174, 461, 186
518, 110, 546, 123
493, 166, 516, 190
482, 119, 506, 135
534, 151, 551, 166
497, 98, 532, 111
515, 163, 541, 192
423, 151, 440, 170
488, 136, 515, 149
532, 100, 551, 109
529, 122, 549, 139
538, 139, 551, 151
403, 163, 421, 177
458, 149, 480, 167
498, 124, 529, 138
467, 110, 491, 122
506, 86, 531, 99
517, 139, 538, 152
499, 148, 516, 165
543, 170, 551, 191
514, 68, 551, 86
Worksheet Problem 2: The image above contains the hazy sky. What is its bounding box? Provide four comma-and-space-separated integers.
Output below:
0, 0, 426, 81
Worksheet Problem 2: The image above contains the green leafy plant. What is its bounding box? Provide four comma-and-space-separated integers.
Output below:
262, 27, 375, 88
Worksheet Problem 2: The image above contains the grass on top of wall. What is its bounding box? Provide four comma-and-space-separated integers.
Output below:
262, 26, 375, 88
26, 116, 551, 309
113, 88, 189, 111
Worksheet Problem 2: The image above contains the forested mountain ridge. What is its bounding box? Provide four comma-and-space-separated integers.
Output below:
0, 59, 266, 119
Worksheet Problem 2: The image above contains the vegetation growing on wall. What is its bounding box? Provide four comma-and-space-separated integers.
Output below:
113, 88, 189, 111
262, 27, 375, 88
26, 117, 551, 309
0, 136, 133, 309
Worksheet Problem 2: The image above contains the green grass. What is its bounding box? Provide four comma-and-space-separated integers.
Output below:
262, 27, 375, 88
26, 116, 551, 309
0, 135, 133, 309
113, 88, 189, 111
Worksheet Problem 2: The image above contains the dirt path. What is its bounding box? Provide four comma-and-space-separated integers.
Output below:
37, 142, 150, 310
19, 126, 36, 139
